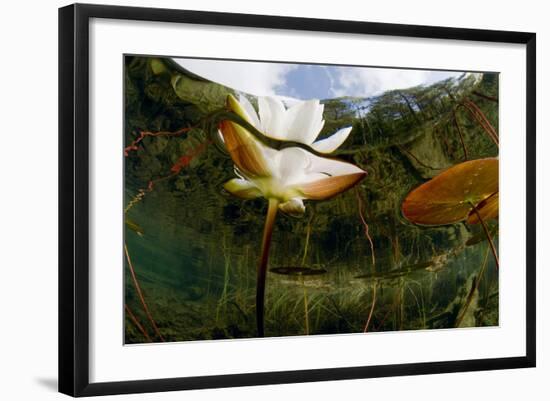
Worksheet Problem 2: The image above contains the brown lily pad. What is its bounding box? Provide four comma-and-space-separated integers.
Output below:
402, 158, 498, 226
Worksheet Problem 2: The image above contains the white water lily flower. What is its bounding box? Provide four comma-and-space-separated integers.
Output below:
220, 94, 366, 216
237, 95, 353, 154
219, 94, 366, 337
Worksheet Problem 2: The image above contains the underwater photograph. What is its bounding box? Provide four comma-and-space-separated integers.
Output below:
123, 56, 499, 344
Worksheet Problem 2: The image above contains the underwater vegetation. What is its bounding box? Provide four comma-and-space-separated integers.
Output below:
123, 56, 499, 343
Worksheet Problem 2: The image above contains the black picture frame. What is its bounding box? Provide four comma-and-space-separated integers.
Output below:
58, 3, 536, 397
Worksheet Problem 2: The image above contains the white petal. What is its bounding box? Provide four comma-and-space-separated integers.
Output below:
307, 153, 365, 178
293, 154, 366, 201
274, 147, 311, 187
238, 95, 261, 130
280, 149, 364, 187
293, 153, 366, 200
224, 178, 263, 199
311, 126, 353, 154
285, 100, 325, 145
279, 198, 306, 217
258, 97, 287, 141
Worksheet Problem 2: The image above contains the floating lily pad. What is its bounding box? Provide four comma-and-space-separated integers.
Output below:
402, 158, 498, 226
270, 267, 328, 276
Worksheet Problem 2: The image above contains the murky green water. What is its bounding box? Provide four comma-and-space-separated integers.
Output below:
123, 56, 499, 343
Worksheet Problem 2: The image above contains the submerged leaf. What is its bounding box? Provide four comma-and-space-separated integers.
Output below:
171, 73, 229, 112
270, 267, 328, 276
354, 261, 433, 281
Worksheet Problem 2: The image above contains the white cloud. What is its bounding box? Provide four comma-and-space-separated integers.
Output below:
329, 68, 464, 98
174, 57, 466, 102
174, 58, 297, 98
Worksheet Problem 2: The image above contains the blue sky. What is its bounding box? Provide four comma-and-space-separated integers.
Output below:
174, 57, 464, 101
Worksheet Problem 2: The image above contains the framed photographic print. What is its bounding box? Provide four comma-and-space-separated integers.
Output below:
58, 3, 536, 397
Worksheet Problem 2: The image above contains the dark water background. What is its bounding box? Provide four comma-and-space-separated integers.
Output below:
123, 57, 499, 343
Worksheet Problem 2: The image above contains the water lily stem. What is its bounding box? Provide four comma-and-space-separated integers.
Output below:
257, 198, 279, 337
469, 201, 499, 269
302, 276, 310, 335
125, 304, 152, 343
452, 108, 469, 161
300, 216, 312, 267
124, 243, 165, 342
455, 245, 490, 328
363, 283, 377, 333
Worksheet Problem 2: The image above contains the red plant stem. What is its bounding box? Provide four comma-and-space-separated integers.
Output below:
124, 243, 165, 341
459, 100, 499, 146
363, 284, 377, 333
465, 99, 498, 139
125, 304, 152, 342
125, 108, 225, 156
355, 188, 376, 267
125, 139, 211, 213
124, 173, 178, 214
374, 294, 401, 331
452, 108, 469, 161
455, 246, 490, 328
398, 145, 446, 171
170, 139, 212, 173
469, 203, 499, 269
472, 91, 498, 103
256, 198, 279, 337
355, 188, 378, 333
435, 126, 452, 155
124, 126, 193, 156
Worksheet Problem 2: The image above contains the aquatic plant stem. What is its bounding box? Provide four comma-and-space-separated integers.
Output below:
124, 108, 224, 156
397, 145, 446, 171
472, 91, 499, 103
300, 215, 313, 267
125, 304, 152, 342
125, 140, 211, 213
256, 198, 279, 337
469, 201, 499, 269
363, 283, 377, 333
216, 233, 230, 323
356, 188, 378, 333
300, 215, 312, 335
458, 100, 499, 146
355, 188, 376, 267
375, 292, 402, 331
301, 276, 310, 335
452, 108, 469, 161
455, 246, 490, 327
124, 243, 165, 342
